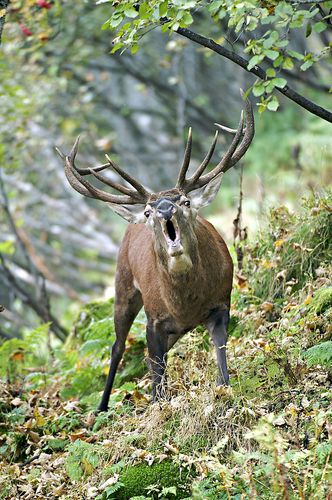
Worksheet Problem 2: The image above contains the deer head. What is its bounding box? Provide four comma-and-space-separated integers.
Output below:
56, 96, 254, 274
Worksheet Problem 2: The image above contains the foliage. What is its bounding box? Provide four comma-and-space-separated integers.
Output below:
0, 323, 50, 382
243, 190, 332, 299
101, 0, 332, 112
0, 191, 331, 498
303, 341, 332, 369
65, 439, 100, 481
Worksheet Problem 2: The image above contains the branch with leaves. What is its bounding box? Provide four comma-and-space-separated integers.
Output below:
100, 0, 332, 122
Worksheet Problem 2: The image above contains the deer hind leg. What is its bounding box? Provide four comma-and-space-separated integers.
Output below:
205, 308, 230, 386
146, 320, 169, 402
98, 289, 143, 412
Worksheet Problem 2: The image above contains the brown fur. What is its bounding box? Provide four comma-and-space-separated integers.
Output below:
118, 215, 233, 332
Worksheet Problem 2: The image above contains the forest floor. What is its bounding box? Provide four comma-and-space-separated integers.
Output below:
0, 191, 331, 499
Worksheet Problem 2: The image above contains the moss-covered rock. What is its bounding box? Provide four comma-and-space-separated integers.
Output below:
117, 461, 192, 499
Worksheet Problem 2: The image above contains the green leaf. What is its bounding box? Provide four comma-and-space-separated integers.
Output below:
267, 96, 279, 111
265, 49, 279, 61
181, 12, 193, 26
273, 55, 283, 67
109, 15, 123, 28
266, 68, 276, 77
131, 44, 139, 54
111, 42, 124, 54
253, 83, 265, 97
124, 7, 138, 18
0, 240, 15, 255
300, 59, 314, 71
272, 77, 287, 89
313, 21, 327, 33
247, 54, 264, 70
282, 57, 294, 70
139, 2, 149, 19
287, 50, 304, 61
306, 22, 312, 37
159, 1, 168, 18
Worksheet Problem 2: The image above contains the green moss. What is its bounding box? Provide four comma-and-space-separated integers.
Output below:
309, 287, 332, 315
118, 461, 192, 499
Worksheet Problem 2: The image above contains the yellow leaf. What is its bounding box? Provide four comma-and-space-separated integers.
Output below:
274, 239, 285, 248
34, 408, 46, 427
261, 260, 276, 269
0, 9, 6, 18
304, 294, 312, 305
82, 458, 94, 475
261, 301, 273, 312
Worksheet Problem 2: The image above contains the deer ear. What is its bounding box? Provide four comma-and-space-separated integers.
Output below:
107, 203, 146, 224
189, 173, 223, 209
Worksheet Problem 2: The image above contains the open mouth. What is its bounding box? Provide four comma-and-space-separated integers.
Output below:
161, 218, 182, 252
166, 220, 176, 241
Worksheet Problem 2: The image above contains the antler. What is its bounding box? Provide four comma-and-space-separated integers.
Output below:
176, 94, 255, 193
55, 137, 150, 205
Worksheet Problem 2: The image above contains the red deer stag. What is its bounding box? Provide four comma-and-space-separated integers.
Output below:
56, 96, 254, 412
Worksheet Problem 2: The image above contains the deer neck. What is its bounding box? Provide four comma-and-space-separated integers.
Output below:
154, 223, 200, 277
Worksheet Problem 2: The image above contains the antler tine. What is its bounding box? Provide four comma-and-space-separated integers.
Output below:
182, 95, 254, 193
65, 154, 137, 204
56, 137, 148, 205
89, 169, 137, 197
187, 130, 219, 185
105, 154, 150, 198
187, 112, 244, 190
176, 127, 192, 189
74, 163, 110, 175
227, 93, 255, 170
215, 124, 247, 134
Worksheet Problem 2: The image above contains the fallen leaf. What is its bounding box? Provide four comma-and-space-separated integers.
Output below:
261, 301, 273, 312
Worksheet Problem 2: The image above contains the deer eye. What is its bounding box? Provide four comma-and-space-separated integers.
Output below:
144, 210, 151, 218
183, 200, 190, 207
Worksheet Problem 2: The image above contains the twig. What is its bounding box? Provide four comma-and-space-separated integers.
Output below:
233, 166, 247, 271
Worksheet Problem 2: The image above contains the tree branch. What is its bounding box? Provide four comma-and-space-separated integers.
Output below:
176, 27, 332, 123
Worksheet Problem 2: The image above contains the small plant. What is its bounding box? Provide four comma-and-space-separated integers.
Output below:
303, 341, 332, 369
65, 440, 100, 481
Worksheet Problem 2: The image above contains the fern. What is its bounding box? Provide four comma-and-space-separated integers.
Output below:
65, 440, 100, 481
303, 341, 332, 368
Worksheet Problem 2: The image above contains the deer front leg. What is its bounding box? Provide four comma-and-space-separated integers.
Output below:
146, 321, 169, 402
98, 290, 142, 412
205, 308, 230, 386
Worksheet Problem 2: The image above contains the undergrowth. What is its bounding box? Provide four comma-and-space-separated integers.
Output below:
0, 190, 331, 499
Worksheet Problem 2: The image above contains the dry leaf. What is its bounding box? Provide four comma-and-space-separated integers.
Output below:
261, 301, 273, 312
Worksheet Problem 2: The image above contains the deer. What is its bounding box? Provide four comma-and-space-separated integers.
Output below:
56, 95, 254, 412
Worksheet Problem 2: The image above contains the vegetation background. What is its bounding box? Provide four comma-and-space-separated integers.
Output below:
0, 1, 331, 498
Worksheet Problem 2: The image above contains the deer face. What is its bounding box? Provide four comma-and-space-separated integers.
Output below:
107, 177, 223, 273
